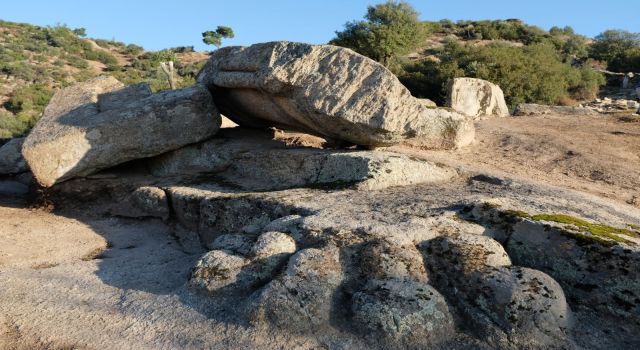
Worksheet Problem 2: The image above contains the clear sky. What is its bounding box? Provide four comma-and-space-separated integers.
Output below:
2, 0, 638, 51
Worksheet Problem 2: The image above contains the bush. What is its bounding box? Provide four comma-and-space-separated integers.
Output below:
399, 41, 604, 108
0, 109, 28, 138
608, 48, 640, 72
125, 44, 144, 55
3, 83, 53, 115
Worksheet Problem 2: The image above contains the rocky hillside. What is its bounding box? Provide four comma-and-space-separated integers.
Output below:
0, 20, 209, 139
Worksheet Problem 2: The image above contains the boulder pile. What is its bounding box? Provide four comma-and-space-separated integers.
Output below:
2, 41, 639, 349
10, 41, 477, 189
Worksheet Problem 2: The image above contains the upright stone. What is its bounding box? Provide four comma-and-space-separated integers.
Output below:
22, 77, 221, 187
197, 41, 474, 148
446, 77, 510, 119
0, 138, 28, 174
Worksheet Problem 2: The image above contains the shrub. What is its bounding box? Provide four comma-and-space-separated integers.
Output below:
3, 83, 53, 115
399, 41, 604, 108
0, 109, 28, 138
608, 47, 640, 72
125, 44, 144, 55
590, 30, 640, 63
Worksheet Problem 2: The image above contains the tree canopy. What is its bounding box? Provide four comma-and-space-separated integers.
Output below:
330, 1, 425, 66
590, 30, 640, 63
202, 26, 235, 48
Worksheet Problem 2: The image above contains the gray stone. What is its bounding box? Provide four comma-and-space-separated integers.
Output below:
469, 267, 572, 347
22, 78, 220, 187
209, 234, 254, 256
446, 77, 509, 119
507, 218, 640, 322
250, 231, 296, 259
111, 186, 169, 220
197, 41, 474, 148
190, 233, 297, 296
360, 239, 428, 282
189, 250, 251, 295
421, 233, 511, 275
248, 246, 344, 332
97, 83, 152, 111
149, 133, 457, 192
351, 279, 455, 346
514, 103, 600, 116
0, 138, 27, 174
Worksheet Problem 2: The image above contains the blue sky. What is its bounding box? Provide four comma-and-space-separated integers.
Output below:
2, 0, 638, 51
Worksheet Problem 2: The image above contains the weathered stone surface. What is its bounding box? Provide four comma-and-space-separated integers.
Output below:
446, 77, 509, 119
248, 246, 344, 332
351, 279, 454, 346
110, 186, 169, 220
0, 138, 27, 174
97, 83, 152, 111
197, 41, 474, 148
422, 233, 512, 274
466, 203, 640, 323
37, 76, 124, 119
250, 231, 296, 258
507, 218, 640, 322
470, 267, 572, 347
190, 237, 296, 297
189, 250, 251, 294
23, 80, 221, 187
360, 239, 428, 282
149, 131, 457, 192
514, 103, 600, 116
209, 234, 254, 255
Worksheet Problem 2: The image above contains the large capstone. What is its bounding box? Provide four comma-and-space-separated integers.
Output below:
22, 77, 221, 187
197, 41, 474, 148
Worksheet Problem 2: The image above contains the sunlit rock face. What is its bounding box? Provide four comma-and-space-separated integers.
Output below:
197, 41, 474, 148
22, 76, 221, 187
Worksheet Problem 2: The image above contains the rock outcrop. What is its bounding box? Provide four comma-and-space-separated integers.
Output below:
514, 103, 601, 116
0, 138, 27, 175
147, 129, 457, 191
197, 41, 474, 148
446, 77, 510, 119
22, 77, 221, 187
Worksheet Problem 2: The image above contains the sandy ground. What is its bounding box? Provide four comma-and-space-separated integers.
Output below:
1, 113, 640, 349
393, 113, 640, 207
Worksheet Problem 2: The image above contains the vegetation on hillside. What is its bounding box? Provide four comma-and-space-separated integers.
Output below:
331, 1, 639, 108
330, 1, 425, 66
0, 20, 208, 138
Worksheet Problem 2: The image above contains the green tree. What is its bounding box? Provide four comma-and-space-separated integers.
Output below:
202, 26, 235, 48
72, 27, 87, 37
590, 29, 640, 63
330, 1, 426, 66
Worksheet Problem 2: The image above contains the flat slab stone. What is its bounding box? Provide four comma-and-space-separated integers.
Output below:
147, 130, 456, 192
